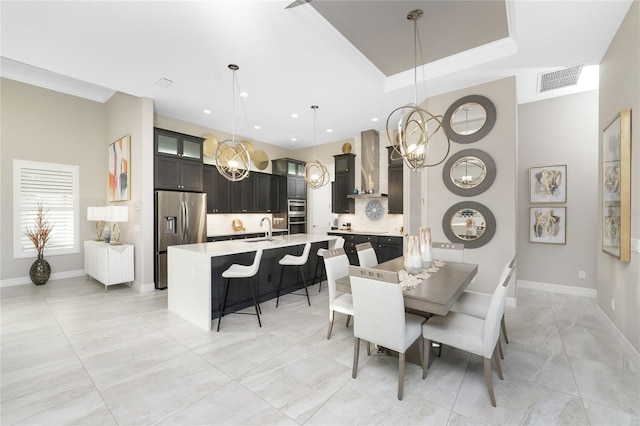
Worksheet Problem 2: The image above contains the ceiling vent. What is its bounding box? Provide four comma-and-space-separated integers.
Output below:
537, 64, 584, 93
154, 78, 173, 88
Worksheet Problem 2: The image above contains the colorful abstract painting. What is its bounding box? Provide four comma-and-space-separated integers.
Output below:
108, 135, 130, 201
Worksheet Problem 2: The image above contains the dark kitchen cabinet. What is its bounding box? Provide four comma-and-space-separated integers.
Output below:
203, 165, 230, 213
256, 172, 275, 213
272, 158, 307, 201
230, 173, 256, 213
378, 235, 403, 263
154, 128, 204, 192
287, 177, 307, 200
387, 146, 403, 214
332, 153, 355, 213
329, 232, 403, 265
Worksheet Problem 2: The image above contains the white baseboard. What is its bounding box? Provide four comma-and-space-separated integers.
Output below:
0, 271, 155, 294
596, 304, 640, 367
517, 279, 597, 298
134, 281, 156, 293
0, 269, 86, 288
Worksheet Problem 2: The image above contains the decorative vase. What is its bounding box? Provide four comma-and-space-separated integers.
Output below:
30, 254, 51, 285
404, 235, 422, 274
419, 227, 432, 262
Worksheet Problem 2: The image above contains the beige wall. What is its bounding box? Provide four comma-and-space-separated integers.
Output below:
598, 0, 640, 352
518, 90, 599, 290
425, 77, 518, 296
0, 78, 106, 281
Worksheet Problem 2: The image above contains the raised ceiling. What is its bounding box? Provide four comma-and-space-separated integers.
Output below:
0, 1, 632, 149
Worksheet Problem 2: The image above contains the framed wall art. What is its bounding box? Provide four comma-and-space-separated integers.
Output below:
602, 109, 631, 262
108, 135, 130, 202
529, 164, 566, 203
529, 207, 566, 245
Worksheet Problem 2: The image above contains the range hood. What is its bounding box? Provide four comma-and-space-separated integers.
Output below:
348, 129, 387, 198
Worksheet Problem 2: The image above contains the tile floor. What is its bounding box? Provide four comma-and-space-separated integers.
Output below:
1, 276, 638, 425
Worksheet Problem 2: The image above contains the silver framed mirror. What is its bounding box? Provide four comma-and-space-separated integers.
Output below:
443, 95, 496, 144
442, 149, 496, 196
442, 201, 496, 248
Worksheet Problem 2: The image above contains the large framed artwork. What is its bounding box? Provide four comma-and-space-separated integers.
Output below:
602, 109, 631, 262
529, 207, 566, 245
529, 164, 567, 203
108, 135, 130, 202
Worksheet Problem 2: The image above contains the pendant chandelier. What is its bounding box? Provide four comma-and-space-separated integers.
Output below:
215, 64, 251, 182
304, 105, 330, 189
386, 9, 450, 171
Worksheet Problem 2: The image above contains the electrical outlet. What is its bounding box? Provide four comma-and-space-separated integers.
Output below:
578, 270, 586, 279
611, 299, 615, 311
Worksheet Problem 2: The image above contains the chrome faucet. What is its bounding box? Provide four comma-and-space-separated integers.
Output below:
260, 216, 272, 241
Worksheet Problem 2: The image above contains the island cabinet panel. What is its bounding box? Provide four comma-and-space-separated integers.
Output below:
209, 241, 327, 319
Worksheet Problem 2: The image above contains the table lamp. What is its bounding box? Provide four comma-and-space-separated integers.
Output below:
87, 206, 106, 241
105, 206, 129, 245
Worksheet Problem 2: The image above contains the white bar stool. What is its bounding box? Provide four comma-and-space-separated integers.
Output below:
276, 242, 312, 307
217, 249, 263, 332
314, 237, 345, 292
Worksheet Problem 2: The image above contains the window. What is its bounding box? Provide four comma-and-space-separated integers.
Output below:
13, 160, 80, 258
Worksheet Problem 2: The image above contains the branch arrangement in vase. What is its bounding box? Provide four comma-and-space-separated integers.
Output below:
24, 202, 54, 256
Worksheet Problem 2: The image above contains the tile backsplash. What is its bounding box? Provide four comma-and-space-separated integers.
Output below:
337, 197, 403, 233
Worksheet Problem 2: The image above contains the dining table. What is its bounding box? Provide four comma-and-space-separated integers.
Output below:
336, 256, 479, 317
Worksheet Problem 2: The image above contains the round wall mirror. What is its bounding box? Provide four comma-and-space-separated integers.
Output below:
442, 201, 496, 248
443, 95, 496, 144
442, 149, 496, 196
451, 103, 486, 135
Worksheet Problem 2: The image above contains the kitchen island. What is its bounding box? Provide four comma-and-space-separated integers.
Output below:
168, 233, 338, 331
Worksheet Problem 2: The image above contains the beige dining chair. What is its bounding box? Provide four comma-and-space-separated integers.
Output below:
356, 242, 378, 267
349, 265, 424, 400
315, 236, 345, 292
450, 255, 517, 358
422, 267, 514, 407
324, 247, 353, 339
431, 241, 464, 262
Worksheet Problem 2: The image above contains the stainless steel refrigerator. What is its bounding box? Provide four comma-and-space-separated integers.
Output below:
155, 191, 207, 289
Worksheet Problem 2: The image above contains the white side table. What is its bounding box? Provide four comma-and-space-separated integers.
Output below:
84, 240, 134, 292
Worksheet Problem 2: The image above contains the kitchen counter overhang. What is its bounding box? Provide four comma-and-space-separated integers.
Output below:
168, 234, 338, 331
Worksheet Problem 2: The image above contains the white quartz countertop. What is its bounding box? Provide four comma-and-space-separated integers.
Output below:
169, 233, 337, 258
207, 230, 288, 238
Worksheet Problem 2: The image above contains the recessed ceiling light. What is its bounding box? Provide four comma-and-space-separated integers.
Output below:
254, 125, 261, 130
326, 129, 333, 133
371, 117, 379, 122
239, 91, 249, 98
291, 137, 297, 141
203, 109, 212, 114
291, 113, 298, 118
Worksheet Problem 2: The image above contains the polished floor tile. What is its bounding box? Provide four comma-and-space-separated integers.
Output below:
1, 278, 639, 425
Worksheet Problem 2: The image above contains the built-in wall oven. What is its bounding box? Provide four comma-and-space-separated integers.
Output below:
288, 199, 306, 234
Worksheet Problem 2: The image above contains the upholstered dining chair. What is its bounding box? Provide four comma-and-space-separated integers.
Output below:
323, 247, 353, 339
349, 265, 424, 400
431, 241, 464, 262
356, 242, 378, 267
450, 255, 517, 358
422, 267, 514, 407
315, 236, 345, 292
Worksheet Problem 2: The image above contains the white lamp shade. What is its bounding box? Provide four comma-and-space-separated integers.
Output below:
87, 206, 106, 221
106, 206, 129, 223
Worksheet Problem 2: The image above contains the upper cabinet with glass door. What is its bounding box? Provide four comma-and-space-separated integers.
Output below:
155, 128, 203, 161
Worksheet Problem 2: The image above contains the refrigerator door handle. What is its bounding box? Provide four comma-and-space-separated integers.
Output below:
180, 201, 186, 240
183, 201, 190, 241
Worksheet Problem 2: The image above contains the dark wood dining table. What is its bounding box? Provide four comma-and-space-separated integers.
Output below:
336, 256, 479, 316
